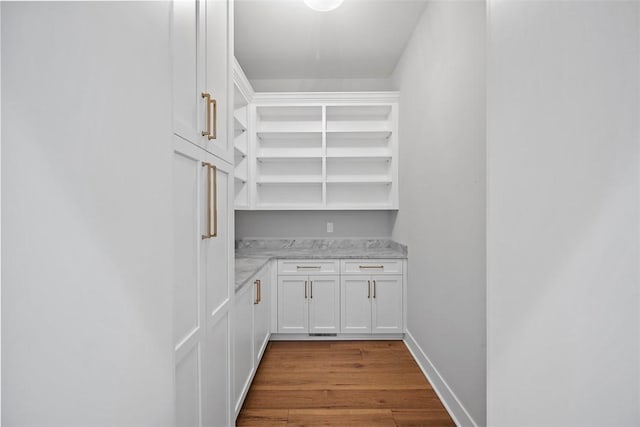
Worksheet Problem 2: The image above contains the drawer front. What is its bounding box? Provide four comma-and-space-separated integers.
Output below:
341, 259, 403, 275
278, 259, 340, 275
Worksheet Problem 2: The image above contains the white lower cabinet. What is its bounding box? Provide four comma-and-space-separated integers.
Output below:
341, 275, 403, 334
277, 275, 340, 334
275, 259, 405, 337
233, 263, 271, 420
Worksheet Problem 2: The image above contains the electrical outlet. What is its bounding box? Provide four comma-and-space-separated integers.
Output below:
326, 222, 334, 233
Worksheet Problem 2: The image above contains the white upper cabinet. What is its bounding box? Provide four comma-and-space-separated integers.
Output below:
173, 0, 233, 162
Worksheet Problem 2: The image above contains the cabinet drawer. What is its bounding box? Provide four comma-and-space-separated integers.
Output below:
278, 259, 339, 275
340, 260, 403, 275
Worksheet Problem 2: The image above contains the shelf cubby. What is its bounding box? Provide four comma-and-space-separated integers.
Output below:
256, 182, 323, 208
256, 106, 322, 133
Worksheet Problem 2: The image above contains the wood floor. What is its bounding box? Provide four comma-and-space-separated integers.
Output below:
236, 341, 455, 427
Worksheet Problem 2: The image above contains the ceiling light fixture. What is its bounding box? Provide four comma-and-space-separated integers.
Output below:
304, 0, 344, 12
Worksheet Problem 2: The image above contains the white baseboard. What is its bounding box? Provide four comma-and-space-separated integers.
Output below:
403, 330, 478, 427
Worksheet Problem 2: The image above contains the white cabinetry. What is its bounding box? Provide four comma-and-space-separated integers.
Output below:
241, 92, 399, 210
233, 59, 253, 208
173, 137, 233, 427
277, 260, 340, 334
172, 0, 232, 162
232, 264, 271, 420
340, 260, 404, 334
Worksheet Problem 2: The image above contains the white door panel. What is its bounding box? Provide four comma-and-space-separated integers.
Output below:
371, 275, 403, 334
278, 276, 308, 333
340, 276, 371, 333
308, 276, 340, 333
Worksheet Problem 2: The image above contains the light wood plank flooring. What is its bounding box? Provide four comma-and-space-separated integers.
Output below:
236, 341, 455, 426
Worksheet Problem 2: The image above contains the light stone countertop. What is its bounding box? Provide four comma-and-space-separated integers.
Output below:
234, 239, 407, 292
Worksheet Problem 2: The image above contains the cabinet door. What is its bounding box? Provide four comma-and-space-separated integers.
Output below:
202, 150, 233, 427
172, 0, 206, 146
277, 276, 308, 333
203, 0, 232, 161
308, 276, 340, 334
371, 275, 403, 334
233, 283, 254, 414
174, 137, 232, 427
253, 271, 270, 365
340, 276, 372, 333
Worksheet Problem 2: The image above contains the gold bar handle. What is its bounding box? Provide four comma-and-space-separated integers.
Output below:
367, 280, 371, 299
304, 281, 308, 299
201, 92, 211, 137
212, 164, 217, 237
201, 163, 217, 239
373, 280, 376, 299
208, 98, 217, 140
359, 265, 384, 269
297, 266, 321, 270
258, 279, 261, 303
254, 279, 260, 305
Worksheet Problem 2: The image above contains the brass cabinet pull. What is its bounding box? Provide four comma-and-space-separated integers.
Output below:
201, 163, 217, 239
310, 281, 313, 299
367, 280, 371, 299
359, 265, 384, 269
304, 281, 308, 299
208, 98, 217, 140
373, 280, 377, 299
254, 279, 261, 304
297, 266, 321, 270
201, 92, 211, 137
258, 279, 261, 303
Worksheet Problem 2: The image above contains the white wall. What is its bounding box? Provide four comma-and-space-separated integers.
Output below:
235, 210, 392, 239
390, 2, 486, 426
2, 3, 173, 425
487, 1, 640, 426
249, 77, 393, 92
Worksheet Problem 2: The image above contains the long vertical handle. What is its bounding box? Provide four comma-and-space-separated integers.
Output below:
254, 280, 259, 305
367, 280, 371, 299
258, 279, 261, 303
304, 281, 308, 299
208, 98, 217, 140
373, 280, 376, 299
201, 163, 217, 239
310, 281, 313, 299
201, 92, 211, 137
211, 164, 217, 237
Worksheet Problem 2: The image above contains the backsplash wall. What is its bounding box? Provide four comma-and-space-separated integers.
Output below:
235, 210, 394, 239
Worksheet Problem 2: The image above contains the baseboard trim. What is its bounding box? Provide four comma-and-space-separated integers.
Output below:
270, 333, 404, 341
403, 330, 478, 427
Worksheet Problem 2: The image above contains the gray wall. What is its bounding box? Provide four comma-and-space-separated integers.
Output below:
249, 77, 393, 92
390, 1, 486, 426
2, 3, 174, 425
487, 1, 640, 425
235, 210, 393, 239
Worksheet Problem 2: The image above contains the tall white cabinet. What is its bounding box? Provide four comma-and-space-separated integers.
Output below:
172, 1, 234, 426
173, 0, 232, 163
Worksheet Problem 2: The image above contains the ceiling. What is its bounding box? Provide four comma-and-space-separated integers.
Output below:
235, 0, 428, 80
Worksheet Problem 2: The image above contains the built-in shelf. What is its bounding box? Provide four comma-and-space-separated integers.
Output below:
233, 60, 252, 209
257, 176, 323, 184
244, 92, 398, 210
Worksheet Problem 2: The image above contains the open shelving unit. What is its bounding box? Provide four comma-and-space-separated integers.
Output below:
233, 59, 253, 209
246, 93, 399, 210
